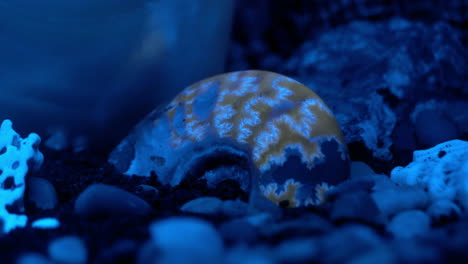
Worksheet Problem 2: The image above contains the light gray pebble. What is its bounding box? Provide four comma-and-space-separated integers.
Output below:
135, 184, 159, 196
31, 217, 60, 229
137, 241, 159, 264
219, 219, 258, 243
244, 213, 274, 228
149, 217, 224, 264
330, 191, 385, 226
369, 174, 397, 191
350, 161, 394, 190
180, 196, 223, 215
274, 238, 319, 263
26, 176, 58, 210
96, 239, 138, 263
48, 236, 87, 264
225, 244, 275, 264
391, 238, 442, 264
74, 183, 151, 218
326, 178, 375, 201
181, 197, 249, 217
350, 161, 377, 179
222, 199, 249, 217
387, 210, 430, 239
348, 245, 397, 264
260, 213, 332, 238
372, 186, 429, 217
319, 224, 384, 264
16, 252, 52, 264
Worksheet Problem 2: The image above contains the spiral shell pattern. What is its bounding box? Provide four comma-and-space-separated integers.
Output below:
110, 70, 350, 206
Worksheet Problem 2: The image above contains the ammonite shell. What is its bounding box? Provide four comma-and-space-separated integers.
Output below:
109, 70, 349, 207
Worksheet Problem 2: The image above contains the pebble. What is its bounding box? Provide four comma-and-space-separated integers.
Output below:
391, 238, 442, 264
326, 178, 375, 202
244, 213, 274, 228
44, 129, 68, 151
330, 191, 385, 226
319, 224, 384, 264
31, 217, 60, 229
149, 217, 224, 264
340, 170, 396, 192
95, 240, 138, 264
387, 210, 431, 239
48, 236, 87, 264
180, 197, 249, 217
74, 183, 151, 218
219, 219, 258, 243
260, 213, 332, 239
180, 196, 223, 215
370, 174, 398, 191
350, 161, 377, 179
221, 199, 249, 217
137, 241, 159, 264
26, 176, 58, 210
372, 186, 429, 217
274, 238, 319, 263
16, 253, 52, 264
348, 245, 397, 264
135, 184, 159, 196
225, 244, 275, 264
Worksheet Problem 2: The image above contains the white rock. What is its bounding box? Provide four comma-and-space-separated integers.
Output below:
390, 139, 468, 205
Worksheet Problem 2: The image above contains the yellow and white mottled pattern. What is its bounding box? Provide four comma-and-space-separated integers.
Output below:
160, 70, 345, 173
110, 70, 349, 207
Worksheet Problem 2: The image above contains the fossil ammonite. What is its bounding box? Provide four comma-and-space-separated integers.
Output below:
109, 70, 350, 207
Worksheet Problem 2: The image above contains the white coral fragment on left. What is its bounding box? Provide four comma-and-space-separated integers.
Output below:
0, 119, 43, 233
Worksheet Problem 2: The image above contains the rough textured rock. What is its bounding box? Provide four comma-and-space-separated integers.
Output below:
391, 140, 468, 206
285, 18, 467, 161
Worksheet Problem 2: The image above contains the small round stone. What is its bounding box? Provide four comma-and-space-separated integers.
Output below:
26, 176, 58, 210
387, 210, 430, 239
149, 217, 224, 263
17, 252, 52, 264
31, 217, 60, 229
180, 197, 223, 215
74, 183, 151, 218
48, 236, 87, 264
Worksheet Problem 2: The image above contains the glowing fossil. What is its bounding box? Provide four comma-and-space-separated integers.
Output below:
109, 70, 350, 207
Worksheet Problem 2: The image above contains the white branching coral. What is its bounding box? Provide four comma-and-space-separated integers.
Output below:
0, 119, 43, 233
